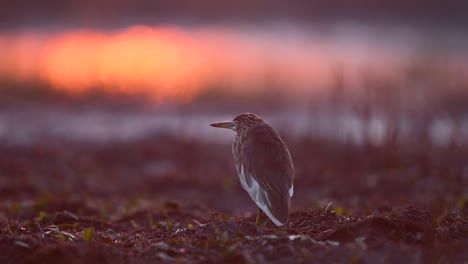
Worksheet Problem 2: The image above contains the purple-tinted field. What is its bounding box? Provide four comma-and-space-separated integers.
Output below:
1, 119, 467, 263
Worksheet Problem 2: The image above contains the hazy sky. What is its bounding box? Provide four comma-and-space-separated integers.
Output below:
1, 0, 467, 29
1, 1, 467, 102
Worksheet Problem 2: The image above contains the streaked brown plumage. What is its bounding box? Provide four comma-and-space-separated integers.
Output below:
210, 113, 294, 226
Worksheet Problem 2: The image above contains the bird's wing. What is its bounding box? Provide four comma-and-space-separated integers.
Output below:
238, 123, 294, 225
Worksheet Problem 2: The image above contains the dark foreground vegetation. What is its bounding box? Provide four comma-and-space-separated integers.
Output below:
0, 133, 467, 263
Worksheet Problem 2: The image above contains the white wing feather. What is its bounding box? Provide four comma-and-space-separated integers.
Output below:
240, 165, 283, 226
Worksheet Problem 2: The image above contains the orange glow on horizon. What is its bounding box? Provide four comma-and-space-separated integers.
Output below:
40, 27, 209, 98
0, 25, 414, 101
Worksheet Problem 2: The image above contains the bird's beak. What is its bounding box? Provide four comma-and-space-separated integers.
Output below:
210, 121, 237, 131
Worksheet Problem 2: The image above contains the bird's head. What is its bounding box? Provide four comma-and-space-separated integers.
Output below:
210, 113, 263, 133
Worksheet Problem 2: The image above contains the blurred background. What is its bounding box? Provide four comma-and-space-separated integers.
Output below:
1, 0, 468, 145
1, 1, 467, 217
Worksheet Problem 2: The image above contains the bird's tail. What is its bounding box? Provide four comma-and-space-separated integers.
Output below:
266, 191, 290, 226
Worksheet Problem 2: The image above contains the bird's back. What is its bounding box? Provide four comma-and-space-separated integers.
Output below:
233, 122, 294, 225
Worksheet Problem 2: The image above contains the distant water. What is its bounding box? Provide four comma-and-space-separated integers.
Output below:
0, 106, 464, 146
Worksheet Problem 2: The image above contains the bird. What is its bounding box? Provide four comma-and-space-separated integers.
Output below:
210, 113, 294, 226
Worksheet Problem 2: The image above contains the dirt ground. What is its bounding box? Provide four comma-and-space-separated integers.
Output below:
1, 134, 467, 263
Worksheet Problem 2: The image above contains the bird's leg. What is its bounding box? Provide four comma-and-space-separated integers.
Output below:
255, 208, 263, 226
